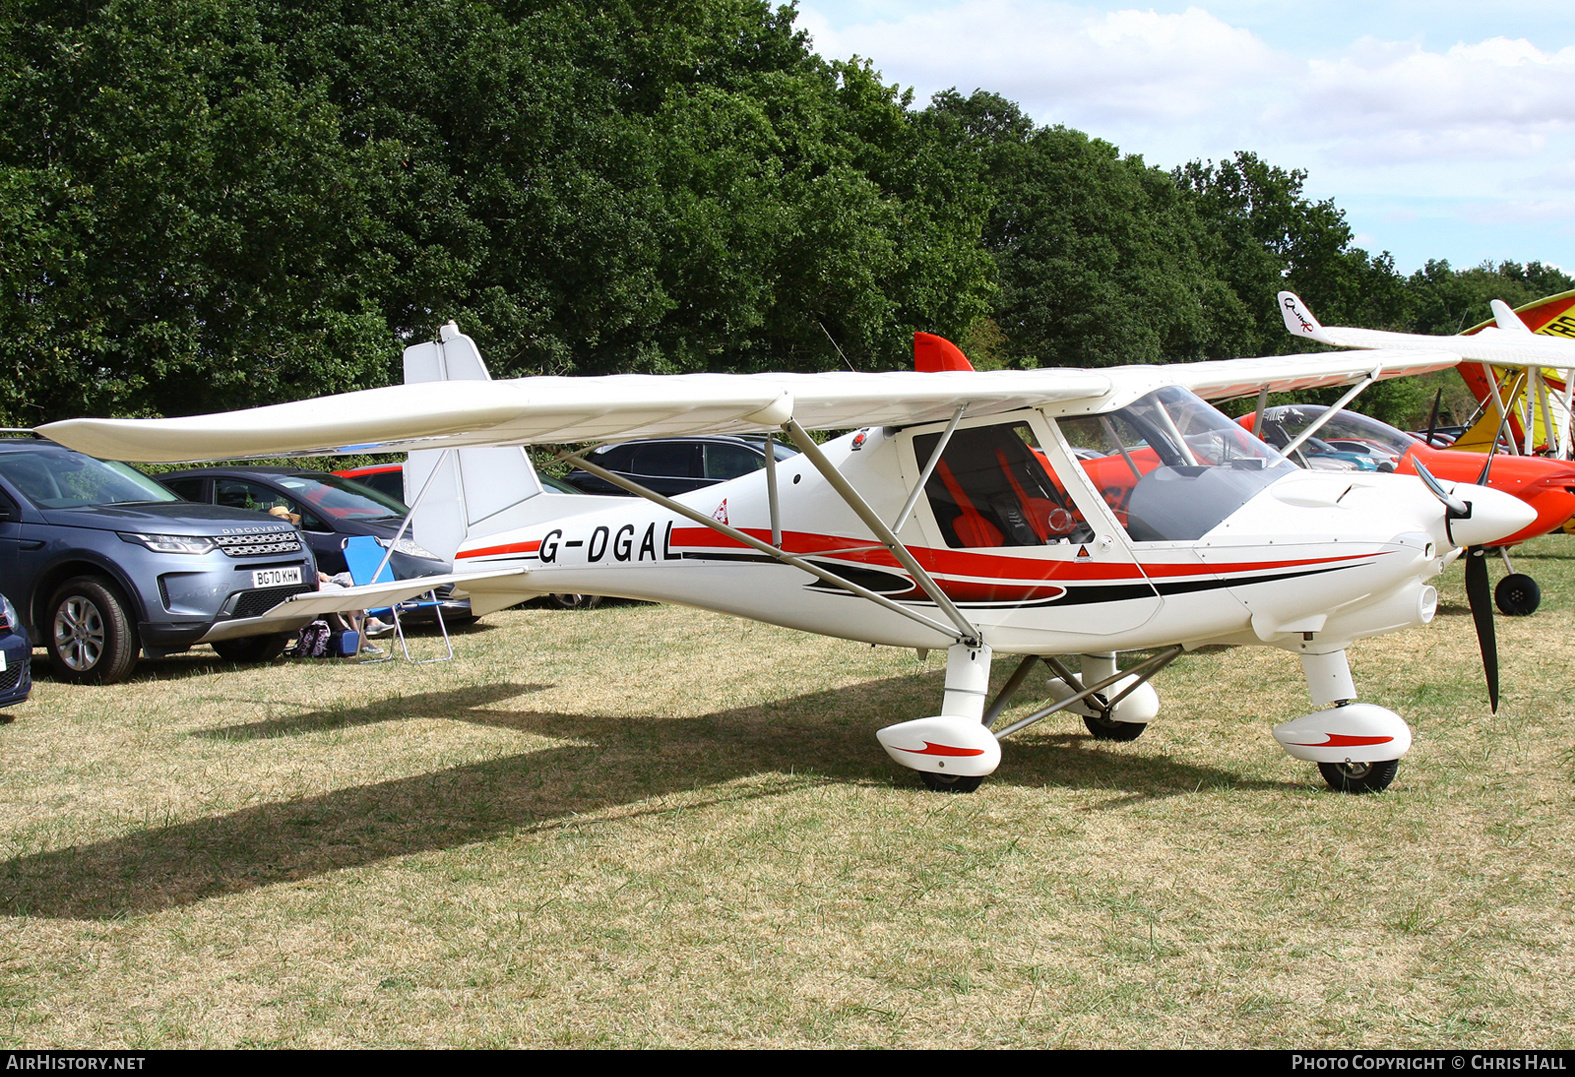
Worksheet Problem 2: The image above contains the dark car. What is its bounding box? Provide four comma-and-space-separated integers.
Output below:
563, 436, 799, 496
156, 467, 461, 610
0, 439, 318, 682
0, 592, 31, 708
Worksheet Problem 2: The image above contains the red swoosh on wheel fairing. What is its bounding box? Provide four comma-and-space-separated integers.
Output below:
891, 741, 986, 757
1285, 733, 1394, 747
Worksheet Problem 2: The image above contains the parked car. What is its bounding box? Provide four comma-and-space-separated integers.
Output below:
563, 436, 799, 496
0, 592, 31, 708
0, 438, 318, 683
156, 466, 465, 617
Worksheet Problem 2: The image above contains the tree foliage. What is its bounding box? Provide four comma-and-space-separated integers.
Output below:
0, 0, 1563, 432
0, 0, 995, 422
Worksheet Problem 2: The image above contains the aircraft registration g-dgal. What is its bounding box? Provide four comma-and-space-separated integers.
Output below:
40, 325, 1536, 795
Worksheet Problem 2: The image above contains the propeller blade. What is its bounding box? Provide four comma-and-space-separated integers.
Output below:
1476, 413, 1508, 486
1425, 388, 1442, 447
1463, 547, 1499, 713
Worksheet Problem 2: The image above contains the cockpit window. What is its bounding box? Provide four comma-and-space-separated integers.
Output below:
915, 422, 1093, 549
1057, 387, 1293, 542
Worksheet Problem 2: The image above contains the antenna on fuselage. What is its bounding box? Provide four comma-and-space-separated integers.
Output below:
818, 321, 857, 372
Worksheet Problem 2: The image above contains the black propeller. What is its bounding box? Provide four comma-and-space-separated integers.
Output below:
1413, 457, 1500, 713
1463, 546, 1499, 713
1425, 388, 1442, 448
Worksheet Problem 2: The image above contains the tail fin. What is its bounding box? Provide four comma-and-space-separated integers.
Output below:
402, 322, 593, 562
1490, 298, 1534, 333
913, 332, 975, 372
1277, 291, 1334, 344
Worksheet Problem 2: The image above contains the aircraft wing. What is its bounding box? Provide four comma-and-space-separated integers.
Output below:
1279, 290, 1575, 371
40, 369, 1116, 462
1168, 349, 1462, 403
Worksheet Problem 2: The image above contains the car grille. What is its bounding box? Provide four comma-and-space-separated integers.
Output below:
215, 532, 304, 558
232, 582, 315, 619
0, 662, 24, 692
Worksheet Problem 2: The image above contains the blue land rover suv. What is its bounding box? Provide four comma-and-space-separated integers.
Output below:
0, 438, 318, 684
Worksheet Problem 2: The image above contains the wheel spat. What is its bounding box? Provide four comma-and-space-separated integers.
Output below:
1463, 546, 1499, 713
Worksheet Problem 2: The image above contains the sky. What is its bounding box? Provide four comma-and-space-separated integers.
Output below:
796, 1, 1575, 276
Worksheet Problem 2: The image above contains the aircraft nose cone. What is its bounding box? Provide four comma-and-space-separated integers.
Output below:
1448, 483, 1538, 547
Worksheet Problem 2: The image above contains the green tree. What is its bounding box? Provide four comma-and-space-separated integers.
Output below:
930, 90, 1245, 369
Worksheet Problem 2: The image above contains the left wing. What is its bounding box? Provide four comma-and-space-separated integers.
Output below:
36, 321, 1462, 463
41, 367, 1113, 462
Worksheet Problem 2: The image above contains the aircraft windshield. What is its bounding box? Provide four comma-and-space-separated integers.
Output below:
1256, 405, 1416, 468
1057, 387, 1294, 542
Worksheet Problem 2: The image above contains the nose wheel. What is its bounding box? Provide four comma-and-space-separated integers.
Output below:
1490, 549, 1540, 616
1494, 572, 1540, 616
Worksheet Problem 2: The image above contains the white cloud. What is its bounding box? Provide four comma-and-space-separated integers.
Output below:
804, 2, 1279, 123
1296, 36, 1575, 163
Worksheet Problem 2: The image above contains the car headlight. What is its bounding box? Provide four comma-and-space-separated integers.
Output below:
118, 532, 216, 555
377, 536, 442, 561
0, 594, 17, 633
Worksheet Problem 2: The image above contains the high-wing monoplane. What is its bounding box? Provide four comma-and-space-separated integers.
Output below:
1454, 290, 1575, 459
41, 326, 1534, 794
1277, 291, 1575, 613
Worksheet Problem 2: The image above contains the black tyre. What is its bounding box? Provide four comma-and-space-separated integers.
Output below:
47, 576, 140, 685
1494, 573, 1540, 616
920, 771, 983, 794
1317, 759, 1399, 794
211, 635, 290, 663
1082, 711, 1146, 741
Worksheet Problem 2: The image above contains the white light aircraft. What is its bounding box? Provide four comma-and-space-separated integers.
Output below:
41, 326, 1535, 794
1278, 289, 1575, 460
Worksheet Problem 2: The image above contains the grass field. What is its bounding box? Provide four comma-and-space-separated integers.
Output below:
1, 538, 1573, 1048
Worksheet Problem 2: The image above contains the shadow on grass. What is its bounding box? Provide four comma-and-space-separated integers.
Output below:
0, 676, 1289, 919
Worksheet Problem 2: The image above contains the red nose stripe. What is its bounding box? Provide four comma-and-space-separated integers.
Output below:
1287, 733, 1394, 747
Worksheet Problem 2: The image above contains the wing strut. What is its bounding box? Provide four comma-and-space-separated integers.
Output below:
556, 449, 968, 645
1276, 369, 1380, 459
782, 419, 981, 647
889, 404, 966, 533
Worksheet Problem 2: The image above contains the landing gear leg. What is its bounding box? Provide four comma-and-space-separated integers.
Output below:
876, 642, 1000, 793
1273, 649, 1410, 794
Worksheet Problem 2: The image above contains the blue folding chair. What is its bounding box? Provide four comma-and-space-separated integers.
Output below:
341, 535, 453, 664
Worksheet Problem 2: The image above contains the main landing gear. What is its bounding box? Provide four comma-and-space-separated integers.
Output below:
878, 644, 1409, 795
875, 646, 1179, 794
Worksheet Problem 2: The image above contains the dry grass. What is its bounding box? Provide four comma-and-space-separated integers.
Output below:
2, 538, 1574, 1048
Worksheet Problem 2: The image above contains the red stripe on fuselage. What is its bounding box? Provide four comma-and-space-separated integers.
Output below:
457, 539, 541, 560
667, 526, 1378, 581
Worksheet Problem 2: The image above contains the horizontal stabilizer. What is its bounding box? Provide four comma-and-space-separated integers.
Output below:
258, 569, 528, 621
